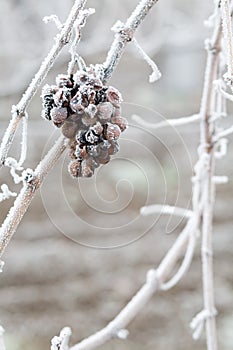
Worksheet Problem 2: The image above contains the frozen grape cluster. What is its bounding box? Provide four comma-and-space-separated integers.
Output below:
41, 68, 128, 177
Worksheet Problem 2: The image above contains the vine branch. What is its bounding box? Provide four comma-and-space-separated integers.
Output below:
69, 219, 194, 350
198, 13, 222, 350
0, 0, 87, 168
103, 0, 159, 82
0, 136, 66, 258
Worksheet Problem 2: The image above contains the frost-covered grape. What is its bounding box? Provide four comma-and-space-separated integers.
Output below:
41, 67, 128, 178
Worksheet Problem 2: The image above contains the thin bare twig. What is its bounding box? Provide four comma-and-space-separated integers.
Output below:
0, 136, 66, 258
0, 0, 87, 168
198, 14, 222, 350
214, 79, 233, 102
221, 0, 233, 82
103, 0, 159, 82
214, 124, 233, 139
51, 327, 72, 350
70, 221, 192, 350
140, 204, 193, 218
132, 113, 200, 130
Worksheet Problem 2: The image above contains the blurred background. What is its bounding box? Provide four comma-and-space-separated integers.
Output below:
0, 0, 233, 349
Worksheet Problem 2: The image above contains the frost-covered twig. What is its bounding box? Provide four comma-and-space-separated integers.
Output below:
132, 38, 161, 82
0, 185, 16, 203
190, 308, 218, 341
0, 0, 87, 168
1, 111, 29, 188
69, 223, 191, 350
18, 111, 28, 167
103, 0, 159, 82
67, 8, 95, 76
214, 137, 228, 158
51, 327, 72, 350
214, 124, 233, 140
140, 204, 192, 218
0, 136, 66, 258
221, 0, 233, 84
198, 14, 222, 350
214, 79, 233, 102
132, 113, 200, 130
213, 175, 228, 184
43, 15, 63, 30
160, 217, 197, 291
110, 20, 161, 83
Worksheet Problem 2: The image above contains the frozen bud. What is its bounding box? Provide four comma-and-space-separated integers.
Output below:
85, 104, 97, 118
106, 86, 122, 107
92, 122, 103, 135
68, 160, 81, 178
81, 159, 94, 177
85, 129, 99, 144
51, 107, 68, 127
62, 121, 78, 139
56, 74, 73, 88
105, 123, 121, 141
70, 92, 84, 114
96, 102, 113, 122
111, 116, 128, 132
108, 140, 120, 155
